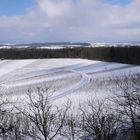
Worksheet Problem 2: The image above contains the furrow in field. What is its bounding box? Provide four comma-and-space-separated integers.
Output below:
0, 60, 37, 78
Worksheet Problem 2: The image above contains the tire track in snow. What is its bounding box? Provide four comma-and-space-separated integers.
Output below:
87, 65, 137, 75
51, 70, 91, 100
51, 64, 136, 100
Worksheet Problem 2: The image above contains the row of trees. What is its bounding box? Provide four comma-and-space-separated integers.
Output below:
0, 73, 140, 140
0, 46, 140, 64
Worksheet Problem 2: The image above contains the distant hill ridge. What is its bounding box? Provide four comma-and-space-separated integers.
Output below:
0, 42, 91, 47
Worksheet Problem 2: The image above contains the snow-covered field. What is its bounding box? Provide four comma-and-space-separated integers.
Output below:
0, 59, 139, 106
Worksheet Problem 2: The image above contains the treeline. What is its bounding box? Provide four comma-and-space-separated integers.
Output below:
0, 46, 140, 64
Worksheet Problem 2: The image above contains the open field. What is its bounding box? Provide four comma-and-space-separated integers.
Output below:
0, 58, 139, 106
0, 59, 140, 139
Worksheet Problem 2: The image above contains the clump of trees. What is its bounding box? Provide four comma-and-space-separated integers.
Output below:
0, 73, 140, 139
0, 46, 140, 64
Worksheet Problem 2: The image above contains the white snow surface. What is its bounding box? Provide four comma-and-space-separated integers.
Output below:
0, 60, 36, 77
0, 59, 139, 106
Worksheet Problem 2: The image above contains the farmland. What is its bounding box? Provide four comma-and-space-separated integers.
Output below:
0, 59, 139, 106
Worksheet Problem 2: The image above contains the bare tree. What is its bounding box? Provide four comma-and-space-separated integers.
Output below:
60, 109, 82, 140
0, 112, 14, 140
113, 73, 140, 140
18, 87, 70, 140
0, 97, 16, 140
79, 98, 120, 140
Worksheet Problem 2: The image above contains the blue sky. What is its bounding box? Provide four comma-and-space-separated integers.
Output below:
0, 0, 34, 16
104, 0, 132, 5
0, 0, 139, 43
0, 0, 132, 16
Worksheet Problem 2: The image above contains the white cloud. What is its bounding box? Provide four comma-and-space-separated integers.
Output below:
37, 0, 72, 18
0, 0, 140, 42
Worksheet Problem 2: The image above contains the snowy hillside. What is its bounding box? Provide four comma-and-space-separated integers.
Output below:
0, 59, 139, 105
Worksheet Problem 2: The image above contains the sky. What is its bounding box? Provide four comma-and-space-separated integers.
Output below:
0, 0, 139, 43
